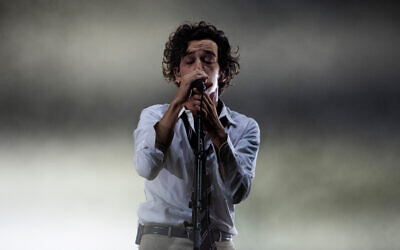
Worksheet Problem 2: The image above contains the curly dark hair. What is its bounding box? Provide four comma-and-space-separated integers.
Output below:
162, 21, 240, 93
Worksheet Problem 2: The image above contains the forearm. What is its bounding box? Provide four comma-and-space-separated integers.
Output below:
217, 121, 260, 204
133, 105, 169, 180
154, 99, 183, 152
218, 139, 254, 203
210, 124, 228, 149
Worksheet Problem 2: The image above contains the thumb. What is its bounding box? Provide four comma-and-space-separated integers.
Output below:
210, 92, 217, 104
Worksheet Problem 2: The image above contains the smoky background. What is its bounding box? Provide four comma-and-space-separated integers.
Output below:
1, 0, 400, 249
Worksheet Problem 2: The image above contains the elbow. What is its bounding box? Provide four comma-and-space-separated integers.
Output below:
135, 165, 159, 180
136, 167, 157, 181
232, 185, 250, 204
134, 154, 162, 181
146, 169, 159, 180
232, 176, 252, 204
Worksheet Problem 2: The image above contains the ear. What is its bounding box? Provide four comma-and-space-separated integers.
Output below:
174, 67, 181, 83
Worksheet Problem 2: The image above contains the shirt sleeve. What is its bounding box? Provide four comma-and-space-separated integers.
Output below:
218, 118, 260, 204
133, 106, 165, 180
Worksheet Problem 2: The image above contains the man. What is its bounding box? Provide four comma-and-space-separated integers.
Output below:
133, 21, 260, 250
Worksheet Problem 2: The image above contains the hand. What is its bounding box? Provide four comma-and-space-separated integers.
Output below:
201, 92, 227, 148
173, 69, 208, 107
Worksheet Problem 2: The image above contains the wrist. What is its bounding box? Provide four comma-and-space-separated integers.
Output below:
171, 97, 185, 109
211, 129, 227, 149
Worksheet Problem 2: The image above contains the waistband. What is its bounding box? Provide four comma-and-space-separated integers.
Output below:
135, 223, 233, 245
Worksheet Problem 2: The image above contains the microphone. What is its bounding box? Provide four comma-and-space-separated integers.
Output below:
191, 79, 206, 93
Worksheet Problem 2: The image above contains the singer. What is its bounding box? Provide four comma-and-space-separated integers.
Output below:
133, 21, 260, 250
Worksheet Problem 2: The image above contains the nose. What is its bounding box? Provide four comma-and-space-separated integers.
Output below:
194, 58, 204, 71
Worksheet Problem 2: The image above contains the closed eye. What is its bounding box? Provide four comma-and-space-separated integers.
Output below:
184, 59, 194, 65
203, 50, 217, 62
203, 57, 216, 64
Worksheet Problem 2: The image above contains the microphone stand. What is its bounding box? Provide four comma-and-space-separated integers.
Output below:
191, 89, 216, 250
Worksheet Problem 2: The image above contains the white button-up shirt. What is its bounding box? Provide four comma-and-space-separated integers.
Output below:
133, 102, 260, 235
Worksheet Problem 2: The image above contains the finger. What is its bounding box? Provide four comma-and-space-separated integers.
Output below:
190, 95, 202, 103
199, 107, 208, 119
204, 95, 214, 109
190, 98, 200, 105
204, 93, 212, 103
201, 96, 219, 124
210, 92, 217, 104
192, 88, 202, 94
203, 94, 214, 109
190, 99, 201, 107
201, 99, 213, 117
191, 89, 202, 97
188, 102, 201, 112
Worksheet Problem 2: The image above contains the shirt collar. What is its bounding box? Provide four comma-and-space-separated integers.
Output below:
218, 100, 237, 127
178, 107, 186, 118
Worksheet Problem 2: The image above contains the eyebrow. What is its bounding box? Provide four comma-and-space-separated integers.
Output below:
184, 49, 217, 57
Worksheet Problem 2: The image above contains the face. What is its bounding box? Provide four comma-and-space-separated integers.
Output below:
175, 39, 221, 105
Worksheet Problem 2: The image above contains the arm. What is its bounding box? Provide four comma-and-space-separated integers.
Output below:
200, 93, 260, 204
218, 119, 260, 204
134, 69, 208, 180
155, 69, 208, 152
133, 106, 166, 180
133, 101, 185, 181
